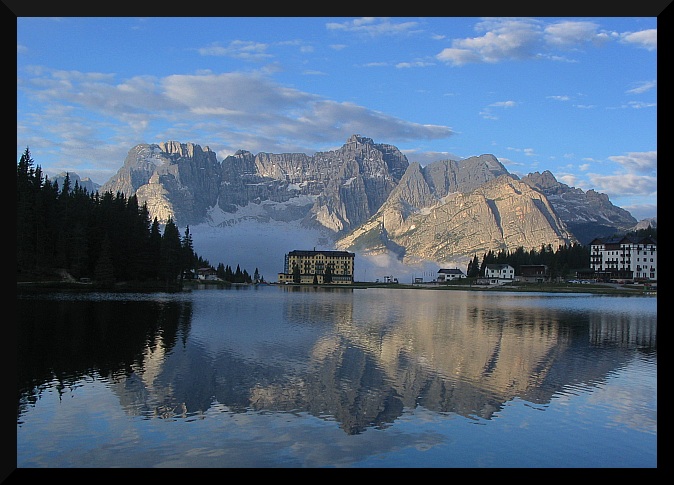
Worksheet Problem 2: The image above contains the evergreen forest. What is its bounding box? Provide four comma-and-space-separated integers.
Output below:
17, 147, 259, 289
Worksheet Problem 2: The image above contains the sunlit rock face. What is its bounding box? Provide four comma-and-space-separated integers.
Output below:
335, 156, 573, 266
100, 135, 637, 264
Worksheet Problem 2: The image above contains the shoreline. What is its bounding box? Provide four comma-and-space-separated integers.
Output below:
275, 278, 656, 296
18, 279, 656, 297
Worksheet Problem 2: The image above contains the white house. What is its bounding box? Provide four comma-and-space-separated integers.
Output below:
197, 267, 220, 281
437, 268, 466, 282
483, 264, 515, 285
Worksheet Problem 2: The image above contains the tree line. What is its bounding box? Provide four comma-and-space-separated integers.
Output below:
465, 243, 590, 281
465, 228, 656, 281
17, 147, 259, 289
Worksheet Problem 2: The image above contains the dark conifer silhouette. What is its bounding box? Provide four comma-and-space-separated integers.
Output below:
16, 148, 257, 289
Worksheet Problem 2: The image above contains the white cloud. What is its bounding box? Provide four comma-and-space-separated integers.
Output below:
437, 18, 543, 65
588, 173, 657, 197
543, 21, 606, 48
489, 100, 516, 108
325, 17, 421, 36
198, 40, 272, 61
621, 203, 657, 221
395, 61, 435, 69
18, 68, 454, 184
626, 80, 656, 95
557, 173, 579, 188
620, 29, 657, 51
626, 101, 656, 109
436, 19, 655, 66
608, 151, 657, 175
480, 100, 516, 120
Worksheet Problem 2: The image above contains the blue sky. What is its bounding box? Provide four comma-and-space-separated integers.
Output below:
17, 16, 658, 220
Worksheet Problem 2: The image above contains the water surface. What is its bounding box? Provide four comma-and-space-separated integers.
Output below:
17, 286, 657, 467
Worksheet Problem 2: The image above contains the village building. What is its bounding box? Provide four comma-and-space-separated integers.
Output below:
197, 267, 220, 281
437, 268, 466, 282
277, 249, 355, 284
589, 235, 657, 282
517, 264, 549, 283
481, 263, 515, 285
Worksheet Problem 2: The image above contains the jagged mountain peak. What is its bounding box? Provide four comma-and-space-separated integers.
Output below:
97, 135, 639, 270
520, 169, 558, 189
346, 133, 374, 145
157, 140, 213, 157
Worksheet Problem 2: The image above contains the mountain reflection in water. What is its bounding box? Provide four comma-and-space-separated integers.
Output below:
17, 287, 656, 437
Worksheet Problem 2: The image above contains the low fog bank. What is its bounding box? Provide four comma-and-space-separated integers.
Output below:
188, 221, 446, 284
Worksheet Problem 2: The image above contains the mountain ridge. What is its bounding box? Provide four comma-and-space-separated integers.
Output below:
92, 135, 645, 269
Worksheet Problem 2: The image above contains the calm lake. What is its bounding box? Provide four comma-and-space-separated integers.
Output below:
17, 286, 657, 468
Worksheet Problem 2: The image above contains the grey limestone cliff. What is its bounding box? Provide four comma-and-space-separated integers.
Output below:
98, 135, 637, 266
101, 134, 408, 235
101, 141, 221, 225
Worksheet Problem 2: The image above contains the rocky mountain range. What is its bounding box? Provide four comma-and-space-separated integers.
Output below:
52, 171, 100, 195
98, 134, 648, 266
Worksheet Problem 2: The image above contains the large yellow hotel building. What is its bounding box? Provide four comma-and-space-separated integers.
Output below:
277, 249, 355, 284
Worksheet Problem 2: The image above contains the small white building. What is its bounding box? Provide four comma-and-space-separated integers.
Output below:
483, 264, 515, 285
437, 268, 466, 282
197, 267, 220, 281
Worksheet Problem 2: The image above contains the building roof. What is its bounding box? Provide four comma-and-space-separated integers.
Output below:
288, 250, 355, 257
438, 268, 464, 275
486, 264, 513, 270
590, 236, 657, 247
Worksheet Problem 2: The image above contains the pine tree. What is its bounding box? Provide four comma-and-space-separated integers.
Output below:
160, 218, 182, 288
467, 255, 481, 278
146, 217, 162, 281
181, 225, 196, 280
216, 262, 225, 280
17, 147, 37, 272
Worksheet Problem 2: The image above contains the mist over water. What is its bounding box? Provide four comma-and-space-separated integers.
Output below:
188, 220, 443, 284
